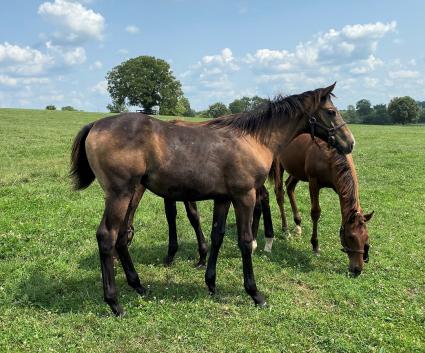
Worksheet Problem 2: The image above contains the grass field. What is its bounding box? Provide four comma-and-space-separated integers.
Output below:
0, 108, 424, 352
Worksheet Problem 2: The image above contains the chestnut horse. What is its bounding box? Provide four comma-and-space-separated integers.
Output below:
70, 84, 354, 315
266, 134, 373, 275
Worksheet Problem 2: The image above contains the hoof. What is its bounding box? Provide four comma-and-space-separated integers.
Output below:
256, 301, 268, 309
264, 238, 274, 253
163, 256, 174, 267
134, 285, 147, 296
109, 303, 125, 317
195, 260, 206, 269
252, 292, 266, 307
294, 225, 302, 236
282, 229, 291, 239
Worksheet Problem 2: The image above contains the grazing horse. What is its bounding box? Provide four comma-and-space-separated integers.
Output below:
70, 84, 354, 315
266, 134, 373, 275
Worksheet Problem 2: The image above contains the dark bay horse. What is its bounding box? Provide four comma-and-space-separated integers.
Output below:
70, 84, 354, 315
267, 134, 373, 275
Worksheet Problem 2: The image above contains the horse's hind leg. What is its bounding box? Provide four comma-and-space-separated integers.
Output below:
164, 199, 178, 266
286, 175, 302, 236
125, 184, 145, 245
274, 164, 290, 237
97, 189, 145, 316
184, 201, 208, 268
260, 185, 274, 252
308, 179, 321, 255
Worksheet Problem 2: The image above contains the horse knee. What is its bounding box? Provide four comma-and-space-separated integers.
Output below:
96, 227, 115, 255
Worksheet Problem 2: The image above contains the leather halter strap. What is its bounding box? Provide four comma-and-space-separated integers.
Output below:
339, 225, 365, 255
309, 116, 347, 146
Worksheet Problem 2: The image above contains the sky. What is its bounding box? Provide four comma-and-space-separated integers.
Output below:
1, 0, 424, 112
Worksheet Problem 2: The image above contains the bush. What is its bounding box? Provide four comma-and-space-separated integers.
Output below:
207, 102, 230, 119
45, 105, 56, 110
388, 96, 420, 124
61, 106, 77, 111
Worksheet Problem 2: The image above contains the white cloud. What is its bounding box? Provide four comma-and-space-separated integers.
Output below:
341, 21, 397, 40
388, 70, 419, 79
89, 60, 103, 70
201, 48, 239, 71
125, 25, 140, 34
91, 80, 108, 95
38, 0, 105, 42
350, 55, 384, 74
45, 41, 86, 65
0, 42, 53, 75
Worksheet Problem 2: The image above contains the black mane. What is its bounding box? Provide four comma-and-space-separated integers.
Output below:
205, 89, 322, 143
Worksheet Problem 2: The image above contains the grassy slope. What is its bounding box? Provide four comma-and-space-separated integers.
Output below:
0, 108, 424, 352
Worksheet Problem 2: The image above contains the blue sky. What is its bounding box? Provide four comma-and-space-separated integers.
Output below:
1, 0, 424, 112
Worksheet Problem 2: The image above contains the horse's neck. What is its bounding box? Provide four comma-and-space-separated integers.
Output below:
333, 154, 361, 221
270, 114, 307, 157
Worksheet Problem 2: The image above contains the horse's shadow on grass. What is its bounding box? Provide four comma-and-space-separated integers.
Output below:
14, 266, 244, 315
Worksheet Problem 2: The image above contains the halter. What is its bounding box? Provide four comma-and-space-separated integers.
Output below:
339, 225, 369, 262
309, 116, 347, 147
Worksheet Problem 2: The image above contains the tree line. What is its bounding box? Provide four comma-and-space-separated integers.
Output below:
44, 55, 425, 124
341, 97, 425, 125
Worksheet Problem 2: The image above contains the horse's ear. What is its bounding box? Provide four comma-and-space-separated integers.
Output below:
364, 211, 374, 222
320, 82, 336, 101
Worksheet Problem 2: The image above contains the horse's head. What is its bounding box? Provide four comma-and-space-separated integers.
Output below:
340, 210, 374, 276
308, 83, 355, 155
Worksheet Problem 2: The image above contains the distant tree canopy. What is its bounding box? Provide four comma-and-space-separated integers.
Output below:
228, 96, 268, 114
174, 96, 195, 117
341, 96, 422, 125
388, 96, 420, 124
61, 106, 76, 111
106, 56, 183, 114
107, 101, 128, 113
207, 102, 230, 119
45, 105, 56, 110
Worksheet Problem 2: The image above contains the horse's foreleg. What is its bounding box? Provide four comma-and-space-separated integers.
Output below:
98, 191, 144, 316
274, 163, 289, 237
164, 199, 178, 266
184, 201, 208, 268
309, 179, 321, 254
259, 185, 274, 252
205, 200, 231, 295
286, 175, 302, 236
233, 190, 266, 306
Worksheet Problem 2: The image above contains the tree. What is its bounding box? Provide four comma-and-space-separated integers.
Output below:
207, 102, 230, 119
250, 95, 268, 109
370, 104, 390, 124
106, 56, 182, 113
355, 99, 372, 122
106, 101, 128, 113
229, 97, 252, 114
388, 96, 420, 124
61, 106, 76, 111
46, 105, 56, 110
342, 105, 358, 123
173, 96, 194, 117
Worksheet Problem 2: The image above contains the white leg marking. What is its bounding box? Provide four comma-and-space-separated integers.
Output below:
251, 239, 258, 253
294, 225, 302, 236
264, 238, 274, 253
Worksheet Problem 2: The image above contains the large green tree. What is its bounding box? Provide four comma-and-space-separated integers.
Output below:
106, 56, 183, 113
355, 99, 372, 122
207, 102, 230, 119
388, 96, 420, 124
228, 96, 268, 114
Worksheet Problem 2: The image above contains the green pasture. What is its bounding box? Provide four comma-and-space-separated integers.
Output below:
0, 108, 424, 352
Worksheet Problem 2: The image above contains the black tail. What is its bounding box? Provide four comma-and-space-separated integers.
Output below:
70, 122, 95, 190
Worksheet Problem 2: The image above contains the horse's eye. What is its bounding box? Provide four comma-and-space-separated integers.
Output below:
328, 109, 336, 117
